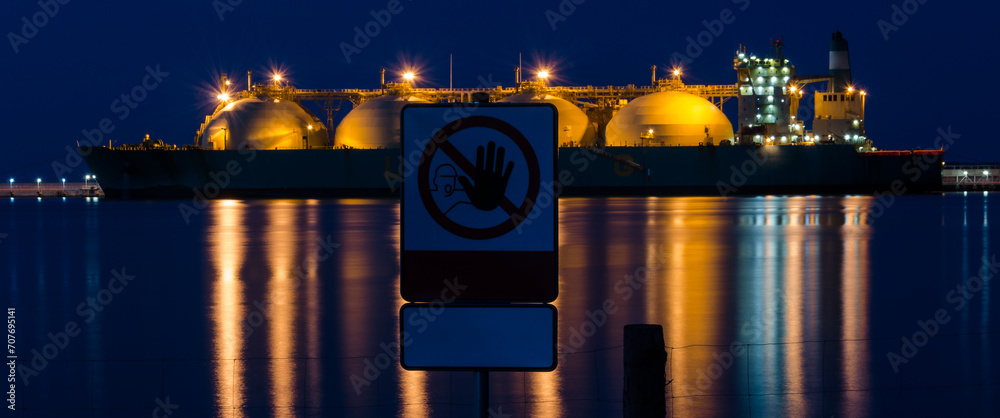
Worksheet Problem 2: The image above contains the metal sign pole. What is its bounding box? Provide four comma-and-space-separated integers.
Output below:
473, 370, 489, 418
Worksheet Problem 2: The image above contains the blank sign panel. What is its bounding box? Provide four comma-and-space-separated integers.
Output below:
400, 304, 557, 371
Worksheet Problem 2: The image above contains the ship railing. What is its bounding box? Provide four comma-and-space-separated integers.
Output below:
942, 164, 1000, 188
7, 182, 104, 197
7, 182, 95, 190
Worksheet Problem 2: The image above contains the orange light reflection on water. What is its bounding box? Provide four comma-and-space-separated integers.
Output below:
266, 202, 299, 414
838, 196, 872, 415
390, 202, 431, 417
209, 200, 246, 416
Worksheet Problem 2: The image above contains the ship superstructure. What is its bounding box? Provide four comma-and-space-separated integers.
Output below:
735, 40, 797, 143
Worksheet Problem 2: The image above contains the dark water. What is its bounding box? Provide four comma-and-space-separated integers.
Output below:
2, 194, 997, 417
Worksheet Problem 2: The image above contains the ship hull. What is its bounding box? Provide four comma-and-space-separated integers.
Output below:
82, 144, 942, 198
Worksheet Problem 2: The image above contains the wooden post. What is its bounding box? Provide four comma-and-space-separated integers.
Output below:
624, 324, 666, 417
473, 370, 489, 418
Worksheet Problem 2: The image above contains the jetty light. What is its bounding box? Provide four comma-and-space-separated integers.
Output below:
537, 70, 549, 80
36, 178, 41, 183
273, 74, 282, 82
672, 69, 681, 77
963, 171, 968, 176
403, 72, 415, 81
216, 93, 229, 101
985, 171, 990, 176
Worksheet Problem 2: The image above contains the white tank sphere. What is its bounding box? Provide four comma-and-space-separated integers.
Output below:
499, 93, 597, 146
606, 91, 733, 146
334, 95, 431, 149
201, 97, 328, 150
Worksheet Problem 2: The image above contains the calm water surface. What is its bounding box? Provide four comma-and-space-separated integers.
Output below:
2, 194, 997, 417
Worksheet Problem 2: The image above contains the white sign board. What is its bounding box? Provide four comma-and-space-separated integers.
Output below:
400, 104, 558, 302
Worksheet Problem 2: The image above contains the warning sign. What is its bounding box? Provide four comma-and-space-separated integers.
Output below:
400, 104, 558, 302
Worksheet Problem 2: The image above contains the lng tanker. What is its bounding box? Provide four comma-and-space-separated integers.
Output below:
81, 33, 943, 198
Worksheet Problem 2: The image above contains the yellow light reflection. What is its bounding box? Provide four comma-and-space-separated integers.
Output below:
528, 371, 562, 417
781, 197, 809, 415
266, 202, 298, 412
210, 200, 246, 415
659, 197, 725, 400
839, 196, 872, 414
304, 201, 322, 409
389, 202, 431, 417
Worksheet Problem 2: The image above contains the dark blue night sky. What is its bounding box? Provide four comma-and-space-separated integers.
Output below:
1, 0, 994, 180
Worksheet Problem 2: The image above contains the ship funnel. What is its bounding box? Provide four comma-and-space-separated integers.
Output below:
829, 31, 852, 92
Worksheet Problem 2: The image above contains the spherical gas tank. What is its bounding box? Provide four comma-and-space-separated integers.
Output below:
499, 93, 597, 147
606, 91, 733, 146
334, 95, 431, 149
201, 97, 328, 150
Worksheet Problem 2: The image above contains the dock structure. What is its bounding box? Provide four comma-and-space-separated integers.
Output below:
7, 182, 104, 198
943, 165, 1000, 190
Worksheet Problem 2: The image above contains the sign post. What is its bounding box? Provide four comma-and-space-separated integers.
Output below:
400, 103, 559, 416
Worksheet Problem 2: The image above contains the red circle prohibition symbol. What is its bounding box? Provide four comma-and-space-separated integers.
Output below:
418, 115, 540, 240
